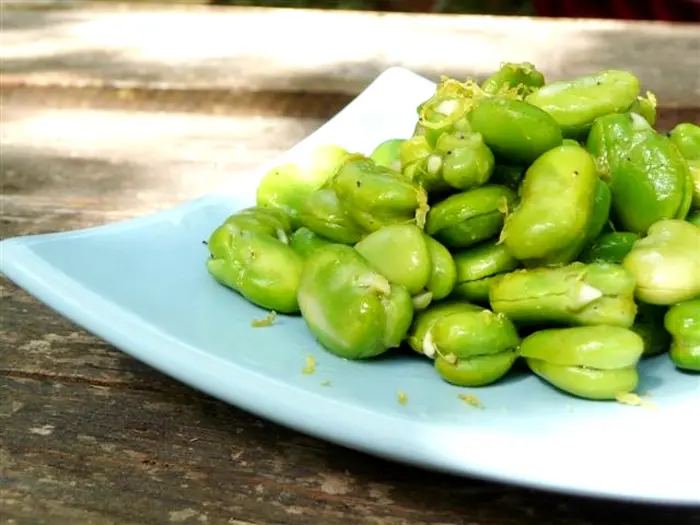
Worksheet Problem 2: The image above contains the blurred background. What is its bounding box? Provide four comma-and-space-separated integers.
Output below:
198, 0, 698, 21
86, 0, 700, 23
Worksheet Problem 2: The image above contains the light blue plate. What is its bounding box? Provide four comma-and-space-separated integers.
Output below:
2, 68, 698, 506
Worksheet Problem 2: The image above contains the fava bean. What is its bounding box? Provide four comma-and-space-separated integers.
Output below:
207, 208, 303, 314
622, 219, 700, 305
428, 309, 520, 387
257, 145, 349, 229
489, 262, 637, 328
332, 155, 429, 232
665, 299, 700, 371
525, 69, 640, 137
500, 144, 598, 264
587, 113, 692, 234
467, 98, 563, 165
426, 185, 516, 249
521, 325, 644, 399
297, 244, 414, 359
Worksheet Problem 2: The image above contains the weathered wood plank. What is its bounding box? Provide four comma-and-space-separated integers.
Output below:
3, 375, 700, 525
2, 3, 699, 105
1, 90, 698, 238
0, 96, 328, 220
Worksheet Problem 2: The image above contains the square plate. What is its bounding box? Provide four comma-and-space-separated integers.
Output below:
2, 67, 699, 506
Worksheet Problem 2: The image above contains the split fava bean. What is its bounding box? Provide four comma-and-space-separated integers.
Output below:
297, 244, 414, 359
521, 325, 644, 400
207, 208, 303, 314
406, 301, 484, 356
355, 223, 432, 298
428, 309, 520, 387
489, 262, 637, 328
451, 239, 521, 304
300, 188, 365, 244
332, 155, 429, 233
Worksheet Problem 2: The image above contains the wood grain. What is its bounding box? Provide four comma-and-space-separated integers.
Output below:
2, 3, 699, 105
3, 371, 700, 525
2, 6, 700, 522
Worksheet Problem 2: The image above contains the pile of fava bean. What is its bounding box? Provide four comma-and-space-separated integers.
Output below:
206, 63, 700, 402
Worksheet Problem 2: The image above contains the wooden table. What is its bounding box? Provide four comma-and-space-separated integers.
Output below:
2, 4, 700, 524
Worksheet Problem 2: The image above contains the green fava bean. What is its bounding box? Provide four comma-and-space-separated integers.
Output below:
256, 144, 350, 229
622, 219, 700, 305
355, 224, 431, 296
401, 135, 450, 194
688, 210, 700, 228
579, 232, 641, 264
426, 185, 516, 249
669, 123, 700, 161
435, 131, 495, 191
481, 62, 545, 97
545, 177, 612, 266
587, 113, 692, 234
297, 245, 414, 359
206, 216, 304, 314
300, 188, 365, 244
289, 227, 332, 259
424, 235, 458, 301
525, 69, 640, 138
402, 131, 496, 193
428, 309, 520, 387
521, 326, 644, 400
370, 138, 405, 172
224, 207, 292, 244
451, 239, 521, 304
467, 98, 563, 165
527, 361, 640, 401
413, 111, 451, 150
687, 160, 700, 209
452, 275, 505, 305
500, 144, 598, 264
414, 78, 487, 147
406, 301, 483, 355
586, 111, 649, 176
435, 351, 519, 388
630, 91, 657, 127
489, 262, 638, 328
632, 303, 671, 358
332, 156, 429, 232
665, 299, 700, 371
